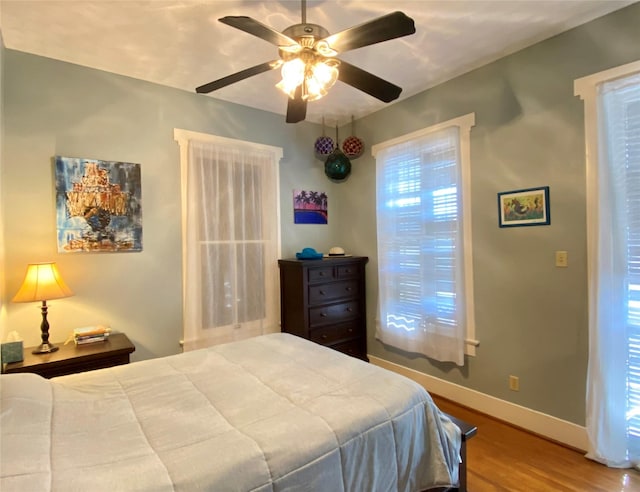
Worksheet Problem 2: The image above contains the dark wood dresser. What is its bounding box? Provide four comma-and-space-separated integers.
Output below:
278, 256, 369, 361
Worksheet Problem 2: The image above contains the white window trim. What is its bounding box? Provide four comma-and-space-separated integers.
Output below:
372, 113, 479, 355
173, 128, 283, 344
574, 59, 640, 337
574, 60, 640, 466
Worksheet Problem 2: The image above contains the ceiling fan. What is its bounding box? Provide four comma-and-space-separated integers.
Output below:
195, 0, 416, 123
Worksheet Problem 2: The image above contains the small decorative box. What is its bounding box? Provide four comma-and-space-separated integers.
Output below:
1, 341, 24, 364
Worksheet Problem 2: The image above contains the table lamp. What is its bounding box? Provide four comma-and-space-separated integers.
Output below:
12, 262, 74, 354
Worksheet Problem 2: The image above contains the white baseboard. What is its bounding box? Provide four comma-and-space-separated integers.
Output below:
369, 355, 588, 452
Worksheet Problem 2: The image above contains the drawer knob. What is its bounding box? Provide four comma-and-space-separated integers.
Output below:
346, 307, 353, 312
320, 312, 328, 317
319, 290, 326, 295
345, 287, 352, 292
348, 328, 353, 333
321, 334, 328, 340
319, 271, 325, 276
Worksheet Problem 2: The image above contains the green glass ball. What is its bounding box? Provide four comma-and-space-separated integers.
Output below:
324, 150, 352, 181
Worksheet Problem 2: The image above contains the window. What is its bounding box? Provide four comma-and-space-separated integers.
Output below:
575, 60, 640, 467
174, 129, 282, 350
372, 113, 476, 366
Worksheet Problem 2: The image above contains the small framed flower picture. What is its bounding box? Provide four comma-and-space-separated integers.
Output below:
498, 186, 550, 228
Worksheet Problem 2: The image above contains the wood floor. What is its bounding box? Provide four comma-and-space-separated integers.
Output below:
431, 395, 640, 492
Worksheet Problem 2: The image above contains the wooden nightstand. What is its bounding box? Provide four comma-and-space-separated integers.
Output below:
2, 332, 135, 379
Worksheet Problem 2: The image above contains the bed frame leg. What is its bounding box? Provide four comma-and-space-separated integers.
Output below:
443, 413, 477, 492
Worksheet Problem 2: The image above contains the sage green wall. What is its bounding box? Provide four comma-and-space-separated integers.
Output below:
334, 3, 640, 425
2, 3, 639, 427
0, 50, 343, 361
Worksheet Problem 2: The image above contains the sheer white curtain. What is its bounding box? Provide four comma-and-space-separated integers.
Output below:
372, 114, 475, 366
174, 130, 281, 351
575, 62, 640, 468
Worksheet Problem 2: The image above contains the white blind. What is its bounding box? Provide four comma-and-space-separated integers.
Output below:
601, 73, 640, 452
375, 125, 467, 365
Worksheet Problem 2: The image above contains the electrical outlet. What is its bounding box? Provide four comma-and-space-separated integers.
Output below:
509, 375, 520, 391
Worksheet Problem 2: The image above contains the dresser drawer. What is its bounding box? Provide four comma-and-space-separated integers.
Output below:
310, 321, 360, 345
331, 338, 366, 360
337, 264, 359, 279
308, 280, 358, 304
308, 266, 334, 283
309, 300, 359, 326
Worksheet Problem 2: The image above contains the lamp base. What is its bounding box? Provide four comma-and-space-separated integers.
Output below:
32, 300, 59, 355
32, 343, 59, 354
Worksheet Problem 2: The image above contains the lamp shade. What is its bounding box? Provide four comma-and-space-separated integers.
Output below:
12, 262, 74, 303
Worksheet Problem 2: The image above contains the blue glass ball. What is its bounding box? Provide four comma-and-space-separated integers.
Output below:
324, 150, 352, 181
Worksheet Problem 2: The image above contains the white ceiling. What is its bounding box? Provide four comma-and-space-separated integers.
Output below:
0, 0, 635, 125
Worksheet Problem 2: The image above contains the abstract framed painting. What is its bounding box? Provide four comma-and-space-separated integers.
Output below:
498, 186, 550, 228
55, 156, 143, 252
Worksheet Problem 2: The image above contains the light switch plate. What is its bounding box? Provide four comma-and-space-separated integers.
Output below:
555, 251, 568, 267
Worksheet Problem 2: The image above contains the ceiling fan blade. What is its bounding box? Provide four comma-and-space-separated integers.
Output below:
323, 11, 415, 54
286, 87, 307, 123
196, 60, 280, 94
219, 16, 299, 48
337, 61, 402, 103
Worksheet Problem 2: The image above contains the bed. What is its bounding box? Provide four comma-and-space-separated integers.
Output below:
1, 332, 461, 491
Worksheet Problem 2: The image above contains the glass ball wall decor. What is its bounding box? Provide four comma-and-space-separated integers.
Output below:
324, 148, 351, 181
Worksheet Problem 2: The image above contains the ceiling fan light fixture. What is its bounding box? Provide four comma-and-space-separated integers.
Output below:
277, 56, 339, 101
279, 44, 303, 55
314, 40, 337, 58
276, 58, 306, 98
305, 60, 339, 101
200, 6, 416, 123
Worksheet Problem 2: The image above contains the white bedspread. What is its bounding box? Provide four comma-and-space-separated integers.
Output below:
1, 333, 460, 491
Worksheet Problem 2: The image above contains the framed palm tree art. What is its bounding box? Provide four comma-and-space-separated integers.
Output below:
293, 189, 328, 224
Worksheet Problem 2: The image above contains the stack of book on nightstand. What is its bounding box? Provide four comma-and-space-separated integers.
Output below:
72, 326, 111, 345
